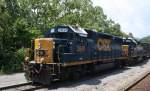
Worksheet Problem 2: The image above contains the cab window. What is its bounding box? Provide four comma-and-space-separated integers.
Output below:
51, 33, 73, 39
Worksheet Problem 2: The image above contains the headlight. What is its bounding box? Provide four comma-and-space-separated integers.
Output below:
37, 50, 46, 56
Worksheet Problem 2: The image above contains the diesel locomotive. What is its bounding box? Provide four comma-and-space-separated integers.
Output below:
23, 25, 150, 85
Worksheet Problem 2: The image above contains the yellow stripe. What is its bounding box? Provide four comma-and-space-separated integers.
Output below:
62, 60, 92, 67
61, 57, 129, 67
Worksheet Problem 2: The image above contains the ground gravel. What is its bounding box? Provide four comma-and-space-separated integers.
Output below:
0, 73, 27, 88
0, 59, 150, 91
36, 59, 150, 91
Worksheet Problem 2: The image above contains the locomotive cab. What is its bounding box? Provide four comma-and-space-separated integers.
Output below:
31, 25, 88, 64
44, 25, 88, 63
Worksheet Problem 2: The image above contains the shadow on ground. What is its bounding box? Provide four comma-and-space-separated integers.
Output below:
47, 59, 150, 90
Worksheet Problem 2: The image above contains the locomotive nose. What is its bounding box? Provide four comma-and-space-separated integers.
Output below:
34, 38, 54, 63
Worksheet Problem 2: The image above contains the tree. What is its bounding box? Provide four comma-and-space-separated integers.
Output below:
0, 0, 126, 73
140, 36, 150, 43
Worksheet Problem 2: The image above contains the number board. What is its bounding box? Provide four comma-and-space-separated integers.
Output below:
58, 28, 68, 32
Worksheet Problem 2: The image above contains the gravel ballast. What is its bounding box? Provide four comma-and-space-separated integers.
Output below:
37, 59, 150, 91
0, 59, 150, 91
127, 74, 150, 91
0, 73, 27, 88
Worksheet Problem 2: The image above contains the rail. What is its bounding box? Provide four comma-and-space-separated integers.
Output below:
0, 82, 43, 91
124, 72, 150, 91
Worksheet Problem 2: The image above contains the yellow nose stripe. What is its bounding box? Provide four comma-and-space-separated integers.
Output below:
34, 38, 53, 63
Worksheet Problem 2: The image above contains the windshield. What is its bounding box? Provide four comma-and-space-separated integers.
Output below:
50, 33, 73, 39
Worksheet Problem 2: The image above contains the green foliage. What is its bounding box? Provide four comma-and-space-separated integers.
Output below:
140, 36, 150, 43
0, 0, 126, 73
0, 48, 25, 73
16, 48, 25, 64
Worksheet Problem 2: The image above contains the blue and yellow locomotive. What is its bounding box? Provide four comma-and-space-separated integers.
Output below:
24, 25, 150, 85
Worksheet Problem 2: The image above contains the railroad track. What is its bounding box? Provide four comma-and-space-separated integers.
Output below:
124, 71, 150, 91
0, 82, 43, 91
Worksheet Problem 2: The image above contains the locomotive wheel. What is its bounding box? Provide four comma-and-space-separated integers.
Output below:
62, 73, 69, 80
72, 71, 81, 80
42, 69, 52, 85
115, 61, 124, 68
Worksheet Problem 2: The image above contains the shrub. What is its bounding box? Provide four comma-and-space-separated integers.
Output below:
0, 48, 25, 73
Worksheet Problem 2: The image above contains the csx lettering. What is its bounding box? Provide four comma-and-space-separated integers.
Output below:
97, 39, 111, 51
